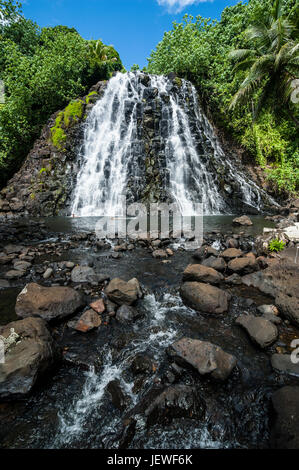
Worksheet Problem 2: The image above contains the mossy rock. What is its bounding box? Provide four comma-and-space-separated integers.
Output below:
50, 99, 85, 150
86, 91, 98, 104
64, 100, 84, 127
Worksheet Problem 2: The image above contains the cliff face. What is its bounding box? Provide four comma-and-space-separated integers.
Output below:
0, 81, 108, 218
0, 73, 278, 218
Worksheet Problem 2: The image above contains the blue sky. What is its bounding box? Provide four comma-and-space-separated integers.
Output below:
22, 0, 241, 69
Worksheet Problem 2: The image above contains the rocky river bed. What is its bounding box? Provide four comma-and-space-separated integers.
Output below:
0, 214, 299, 449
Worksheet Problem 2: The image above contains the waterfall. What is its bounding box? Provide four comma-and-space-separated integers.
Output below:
71, 72, 274, 217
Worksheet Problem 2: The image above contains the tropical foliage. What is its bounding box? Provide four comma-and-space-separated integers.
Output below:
0, 0, 123, 186
147, 0, 299, 195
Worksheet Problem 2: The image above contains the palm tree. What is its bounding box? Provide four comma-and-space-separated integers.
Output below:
229, 0, 299, 123
87, 40, 118, 69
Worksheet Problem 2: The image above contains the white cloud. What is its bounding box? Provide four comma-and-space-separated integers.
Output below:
157, 0, 213, 13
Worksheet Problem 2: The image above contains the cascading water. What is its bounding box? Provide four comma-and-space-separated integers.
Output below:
71, 72, 275, 217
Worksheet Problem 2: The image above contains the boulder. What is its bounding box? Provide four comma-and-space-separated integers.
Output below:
193, 246, 218, 261
233, 215, 253, 226
201, 256, 226, 272
168, 337, 237, 381
116, 304, 141, 323
182, 264, 224, 284
228, 256, 257, 274
0, 317, 59, 399
275, 293, 299, 328
242, 260, 299, 327
15, 283, 84, 322
131, 354, 155, 375
13, 260, 31, 272
236, 314, 278, 348
180, 282, 230, 314
271, 354, 299, 377
75, 309, 102, 333
271, 386, 299, 449
221, 248, 243, 260
71, 265, 98, 283
105, 278, 139, 305
144, 385, 205, 426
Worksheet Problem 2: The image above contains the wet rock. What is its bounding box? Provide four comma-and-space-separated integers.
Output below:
90, 298, 105, 314
71, 265, 98, 283
0, 317, 59, 399
152, 249, 168, 259
116, 305, 141, 323
43, 267, 53, 279
106, 380, 129, 411
236, 314, 278, 348
182, 264, 224, 284
257, 305, 279, 316
180, 282, 230, 314
75, 309, 102, 333
221, 248, 243, 260
233, 216, 253, 226
271, 354, 299, 377
228, 256, 257, 274
271, 386, 299, 449
131, 354, 154, 375
168, 337, 237, 381
144, 385, 205, 426
105, 278, 139, 305
201, 256, 226, 272
15, 283, 84, 322
193, 246, 218, 261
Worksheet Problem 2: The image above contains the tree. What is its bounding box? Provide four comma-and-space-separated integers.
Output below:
229, 0, 299, 121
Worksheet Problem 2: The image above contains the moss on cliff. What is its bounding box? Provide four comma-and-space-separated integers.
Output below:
50, 99, 85, 150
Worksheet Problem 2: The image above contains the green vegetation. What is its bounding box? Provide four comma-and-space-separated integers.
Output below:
0, 0, 123, 186
147, 0, 299, 195
268, 238, 286, 251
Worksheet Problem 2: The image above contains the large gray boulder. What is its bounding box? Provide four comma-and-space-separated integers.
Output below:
0, 317, 59, 399
180, 282, 230, 314
242, 260, 299, 327
271, 386, 299, 449
236, 314, 278, 348
182, 264, 224, 284
15, 283, 84, 322
168, 337, 237, 381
